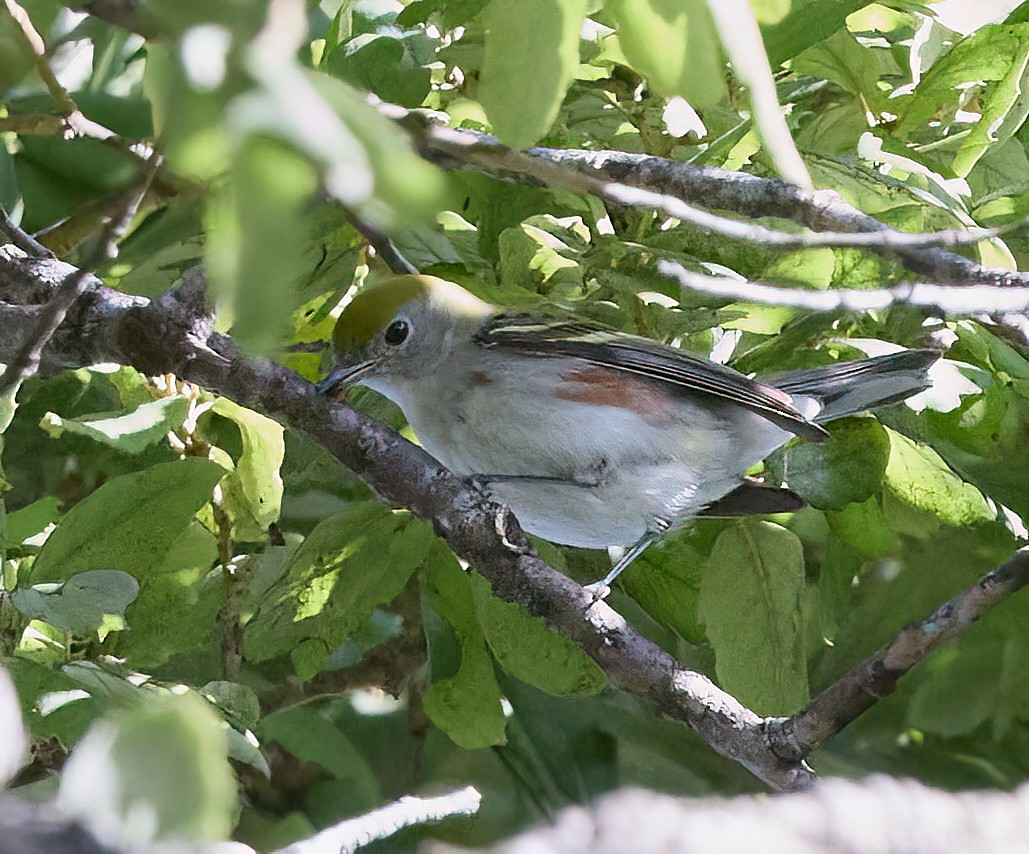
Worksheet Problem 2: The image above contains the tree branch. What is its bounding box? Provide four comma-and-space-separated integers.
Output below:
277, 786, 481, 854
659, 262, 1029, 315
0, 151, 160, 396
0, 248, 813, 792
2, 248, 1028, 790
5, 0, 118, 141
387, 107, 1027, 287
768, 547, 1029, 761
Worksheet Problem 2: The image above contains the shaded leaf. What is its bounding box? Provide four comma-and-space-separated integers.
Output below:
699, 521, 808, 715
884, 429, 993, 527
422, 551, 507, 748
469, 571, 606, 696
31, 458, 224, 582
212, 397, 285, 540
244, 503, 432, 665
12, 570, 139, 636
768, 417, 890, 511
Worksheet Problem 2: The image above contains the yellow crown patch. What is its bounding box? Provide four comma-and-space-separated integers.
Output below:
332, 275, 429, 355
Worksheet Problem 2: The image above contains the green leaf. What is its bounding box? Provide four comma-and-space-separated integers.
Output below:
422, 635, 508, 749
827, 497, 900, 560
813, 523, 1016, 687
39, 396, 189, 455
244, 503, 432, 665
58, 692, 237, 845
211, 398, 285, 540
31, 458, 224, 582
200, 680, 262, 731
469, 571, 605, 696
2, 496, 61, 548
698, 521, 808, 715
326, 33, 432, 108
895, 23, 1029, 177
621, 535, 708, 644
3, 658, 98, 748
258, 705, 382, 799
422, 552, 507, 748
118, 522, 221, 669
760, 0, 874, 67
12, 570, 139, 636
768, 417, 890, 511
884, 429, 994, 527
793, 28, 889, 109
478, 0, 589, 148
606, 0, 725, 107
209, 138, 319, 355
907, 597, 1029, 739
907, 645, 999, 738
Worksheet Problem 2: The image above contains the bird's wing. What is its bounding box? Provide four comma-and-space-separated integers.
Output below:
475, 312, 828, 442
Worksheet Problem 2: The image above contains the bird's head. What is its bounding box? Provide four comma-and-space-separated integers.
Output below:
317, 274, 494, 399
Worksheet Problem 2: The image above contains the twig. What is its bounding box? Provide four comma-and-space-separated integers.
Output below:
343, 209, 418, 275
276, 786, 481, 853
393, 113, 1007, 254
525, 147, 1029, 287
64, 1, 158, 38
4, 0, 116, 141
0, 207, 53, 258
0, 149, 161, 396
659, 262, 1029, 315
212, 501, 244, 683
768, 547, 1029, 761
707, 0, 812, 189
52, 7, 1027, 286
604, 183, 1016, 250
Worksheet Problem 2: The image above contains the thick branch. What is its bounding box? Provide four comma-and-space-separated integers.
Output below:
0, 153, 160, 396
0, 247, 811, 792
768, 548, 1029, 761
528, 148, 1028, 287
389, 109, 1027, 287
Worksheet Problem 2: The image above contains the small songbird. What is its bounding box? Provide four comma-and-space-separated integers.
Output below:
318, 274, 937, 593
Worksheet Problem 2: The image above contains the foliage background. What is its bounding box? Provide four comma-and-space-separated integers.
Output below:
1, 0, 1028, 849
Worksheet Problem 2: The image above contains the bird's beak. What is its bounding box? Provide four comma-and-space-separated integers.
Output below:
316, 358, 374, 398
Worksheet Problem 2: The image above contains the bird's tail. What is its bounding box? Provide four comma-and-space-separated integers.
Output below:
775, 350, 940, 423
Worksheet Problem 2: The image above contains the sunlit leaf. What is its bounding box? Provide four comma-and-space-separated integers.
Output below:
478, 0, 589, 147
58, 693, 237, 846
607, 0, 726, 107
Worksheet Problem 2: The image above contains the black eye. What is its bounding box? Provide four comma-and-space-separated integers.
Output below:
384, 319, 410, 346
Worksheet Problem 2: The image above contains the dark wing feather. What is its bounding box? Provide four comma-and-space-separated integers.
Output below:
475, 313, 828, 442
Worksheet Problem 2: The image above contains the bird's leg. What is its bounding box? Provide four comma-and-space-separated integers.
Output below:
473, 474, 591, 491
583, 530, 662, 600
474, 467, 608, 489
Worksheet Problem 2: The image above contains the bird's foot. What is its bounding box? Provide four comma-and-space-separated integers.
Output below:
582, 580, 611, 602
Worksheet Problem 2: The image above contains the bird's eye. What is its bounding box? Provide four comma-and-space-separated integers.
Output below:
384, 319, 410, 346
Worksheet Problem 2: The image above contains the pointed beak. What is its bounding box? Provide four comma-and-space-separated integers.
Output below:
316, 358, 374, 398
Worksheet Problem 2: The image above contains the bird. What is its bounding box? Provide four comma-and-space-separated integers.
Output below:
318, 274, 938, 594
